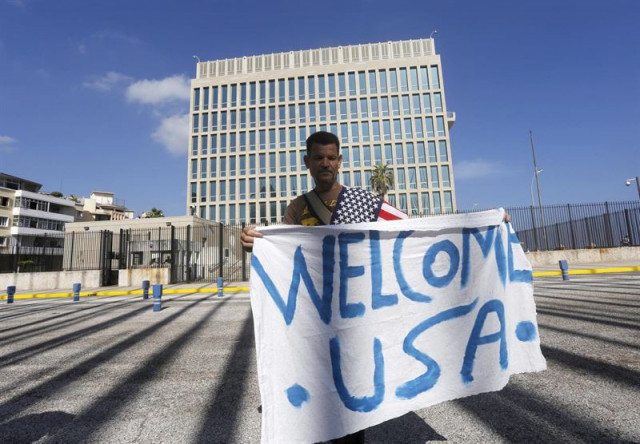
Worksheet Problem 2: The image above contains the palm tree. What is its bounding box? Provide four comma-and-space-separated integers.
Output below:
370, 164, 394, 199
143, 207, 164, 218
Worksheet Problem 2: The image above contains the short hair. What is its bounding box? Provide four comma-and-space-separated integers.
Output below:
305, 131, 340, 153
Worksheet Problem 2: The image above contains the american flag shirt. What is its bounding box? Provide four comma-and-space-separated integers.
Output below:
330, 186, 407, 224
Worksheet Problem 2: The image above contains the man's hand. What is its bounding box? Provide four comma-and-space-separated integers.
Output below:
241, 225, 263, 253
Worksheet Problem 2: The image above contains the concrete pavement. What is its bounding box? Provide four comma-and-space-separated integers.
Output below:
0, 267, 638, 442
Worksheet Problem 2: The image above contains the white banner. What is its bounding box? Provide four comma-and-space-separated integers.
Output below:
249, 209, 546, 443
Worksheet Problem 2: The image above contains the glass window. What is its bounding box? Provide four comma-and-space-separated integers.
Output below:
269, 177, 277, 197
220, 134, 227, 153
399, 68, 409, 92
430, 166, 439, 187
259, 153, 266, 173
268, 106, 275, 125
240, 203, 246, 221
240, 109, 246, 128
210, 182, 217, 200
318, 75, 325, 98
426, 117, 434, 137
309, 102, 316, 122
230, 179, 236, 200
220, 205, 226, 222
372, 121, 381, 141
379, 70, 388, 93
363, 145, 371, 166
414, 117, 423, 138
439, 141, 448, 161
387, 194, 396, 206
250, 82, 256, 105
406, 143, 415, 163
428, 141, 437, 162
279, 106, 286, 125
412, 94, 421, 114
392, 96, 400, 116
212, 112, 218, 131
368, 70, 377, 94
410, 192, 419, 214
220, 111, 227, 130
342, 145, 350, 167
389, 68, 398, 92
192, 114, 199, 132
239, 155, 246, 175
279, 79, 286, 102
220, 157, 227, 177
404, 118, 413, 138
359, 99, 368, 118
299, 103, 306, 123
436, 116, 445, 137
361, 122, 370, 142
434, 93, 443, 112
240, 83, 246, 106
269, 129, 276, 148
221, 85, 228, 107
385, 144, 393, 165
249, 131, 256, 150
328, 74, 336, 97
290, 175, 298, 195
191, 136, 198, 155
269, 80, 276, 103
298, 77, 305, 100
421, 192, 430, 214
351, 123, 359, 142
212, 86, 219, 109
339, 100, 347, 119
212, 134, 217, 153
259, 177, 266, 197
301, 174, 308, 191
342, 171, 350, 187
353, 171, 362, 187
395, 144, 404, 165
338, 73, 346, 96
359, 71, 366, 94
259, 130, 266, 149
402, 95, 411, 114
350, 99, 358, 119
191, 159, 197, 179
393, 119, 402, 140
433, 192, 442, 214
249, 154, 256, 174
194, 88, 201, 111
231, 84, 237, 106
410, 67, 419, 91
348, 72, 356, 95
259, 81, 266, 104
352, 146, 361, 166
269, 152, 276, 173
397, 168, 406, 189
420, 166, 428, 187
374, 145, 382, 164
420, 67, 429, 89
289, 104, 296, 123
289, 151, 297, 171
430, 66, 440, 89
381, 97, 389, 116
191, 183, 197, 203
289, 127, 296, 148
229, 111, 236, 129
219, 180, 227, 200
417, 142, 426, 162
441, 166, 451, 187
210, 158, 217, 178
308, 76, 315, 99
370, 98, 379, 117
279, 128, 286, 148
399, 194, 407, 212
444, 191, 453, 213
408, 167, 417, 189
383, 120, 391, 140
280, 176, 287, 197
200, 159, 208, 178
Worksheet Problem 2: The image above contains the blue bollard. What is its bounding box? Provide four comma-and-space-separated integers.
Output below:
73, 283, 81, 302
558, 260, 569, 281
153, 284, 163, 312
217, 277, 224, 297
7, 286, 16, 304
142, 280, 150, 300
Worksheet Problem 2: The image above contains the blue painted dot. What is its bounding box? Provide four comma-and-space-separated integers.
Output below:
286, 384, 310, 408
516, 321, 537, 342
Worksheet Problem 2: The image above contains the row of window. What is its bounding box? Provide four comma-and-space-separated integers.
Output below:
191, 141, 450, 179
12, 216, 65, 231
192, 191, 454, 224
189, 165, 451, 204
15, 197, 49, 212
192, 93, 445, 133
193, 66, 441, 111
191, 117, 448, 155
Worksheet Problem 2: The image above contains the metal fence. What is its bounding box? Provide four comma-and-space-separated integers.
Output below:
1, 200, 638, 281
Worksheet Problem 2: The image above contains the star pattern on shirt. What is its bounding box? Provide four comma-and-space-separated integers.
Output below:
331, 187, 382, 224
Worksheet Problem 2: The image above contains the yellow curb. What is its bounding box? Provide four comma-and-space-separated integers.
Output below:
533, 266, 640, 277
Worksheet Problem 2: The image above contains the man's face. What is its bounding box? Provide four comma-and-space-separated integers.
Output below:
304, 143, 342, 188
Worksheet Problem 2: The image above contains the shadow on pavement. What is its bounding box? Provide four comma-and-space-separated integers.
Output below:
0, 411, 74, 443
365, 411, 445, 443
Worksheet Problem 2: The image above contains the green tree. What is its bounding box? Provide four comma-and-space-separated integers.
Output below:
50, 191, 63, 198
144, 207, 164, 218
370, 164, 394, 199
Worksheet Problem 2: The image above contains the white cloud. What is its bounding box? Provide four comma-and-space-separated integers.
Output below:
126, 75, 190, 105
92, 29, 141, 46
0, 135, 17, 153
152, 114, 189, 155
78, 43, 87, 54
83, 71, 133, 92
454, 159, 504, 180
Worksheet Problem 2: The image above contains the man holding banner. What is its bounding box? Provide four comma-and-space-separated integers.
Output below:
242, 132, 546, 444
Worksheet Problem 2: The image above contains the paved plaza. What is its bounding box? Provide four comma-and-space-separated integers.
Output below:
0, 273, 638, 443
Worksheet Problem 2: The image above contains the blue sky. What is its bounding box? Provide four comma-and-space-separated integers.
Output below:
1, 0, 638, 216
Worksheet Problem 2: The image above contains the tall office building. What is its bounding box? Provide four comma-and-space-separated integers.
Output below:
187, 38, 456, 223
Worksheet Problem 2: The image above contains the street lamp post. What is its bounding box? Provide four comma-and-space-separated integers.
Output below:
530, 168, 543, 208
530, 131, 549, 250
625, 176, 640, 199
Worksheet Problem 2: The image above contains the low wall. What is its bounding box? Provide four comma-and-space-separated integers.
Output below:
526, 246, 640, 267
118, 268, 170, 287
0, 270, 102, 292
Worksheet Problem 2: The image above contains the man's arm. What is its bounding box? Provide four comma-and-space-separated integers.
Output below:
241, 226, 262, 253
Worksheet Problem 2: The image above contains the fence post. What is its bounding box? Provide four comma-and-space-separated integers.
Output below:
567, 204, 576, 249
241, 222, 247, 281
186, 225, 192, 282
218, 222, 224, 282
558, 260, 570, 281
169, 225, 176, 284
7, 286, 15, 304
142, 280, 150, 300
217, 276, 224, 297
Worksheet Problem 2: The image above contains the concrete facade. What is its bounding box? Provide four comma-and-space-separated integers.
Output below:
188, 38, 457, 223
